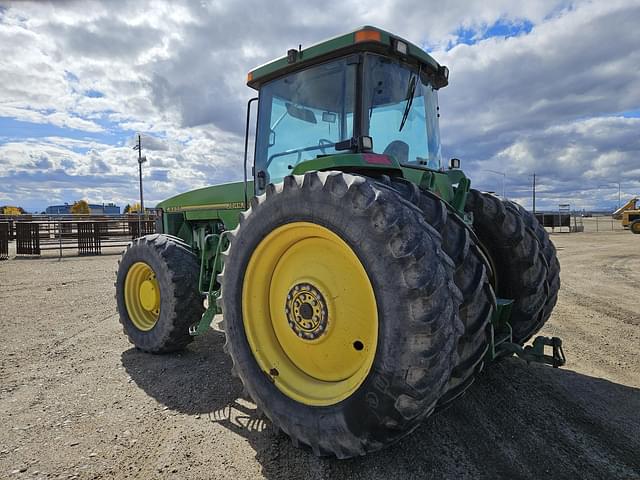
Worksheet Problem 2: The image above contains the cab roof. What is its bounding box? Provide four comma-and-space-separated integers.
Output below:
247, 26, 449, 90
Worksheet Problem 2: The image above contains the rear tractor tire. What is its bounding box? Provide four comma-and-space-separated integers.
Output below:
465, 190, 560, 344
631, 219, 640, 234
375, 177, 495, 406
115, 234, 204, 353
220, 171, 464, 458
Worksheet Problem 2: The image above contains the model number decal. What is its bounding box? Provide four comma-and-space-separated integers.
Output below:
165, 202, 244, 212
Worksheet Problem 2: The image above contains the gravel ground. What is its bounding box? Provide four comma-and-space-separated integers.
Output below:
0, 229, 639, 479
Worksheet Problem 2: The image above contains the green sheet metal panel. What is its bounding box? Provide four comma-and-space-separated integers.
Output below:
158, 181, 251, 232
158, 180, 251, 213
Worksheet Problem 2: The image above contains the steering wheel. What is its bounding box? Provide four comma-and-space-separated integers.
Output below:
318, 138, 334, 154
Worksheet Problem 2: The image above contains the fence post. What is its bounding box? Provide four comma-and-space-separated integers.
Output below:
59, 220, 62, 260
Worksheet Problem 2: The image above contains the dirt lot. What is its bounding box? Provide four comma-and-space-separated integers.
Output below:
1, 228, 639, 479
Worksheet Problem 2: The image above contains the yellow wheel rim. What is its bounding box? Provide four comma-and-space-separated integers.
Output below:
242, 222, 378, 406
124, 262, 161, 331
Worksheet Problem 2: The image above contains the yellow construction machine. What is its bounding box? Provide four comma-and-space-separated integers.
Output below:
613, 197, 640, 233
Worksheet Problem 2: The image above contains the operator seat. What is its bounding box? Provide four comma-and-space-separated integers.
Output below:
383, 140, 409, 164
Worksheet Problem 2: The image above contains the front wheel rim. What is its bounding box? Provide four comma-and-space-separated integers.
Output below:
124, 262, 161, 331
242, 222, 378, 406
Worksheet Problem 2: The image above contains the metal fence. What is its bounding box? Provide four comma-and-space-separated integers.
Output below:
129, 219, 156, 238
0, 222, 8, 260
581, 216, 627, 233
536, 213, 571, 229
77, 222, 103, 255
0, 214, 157, 258
16, 222, 40, 255
534, 213, 627, 233
0, 217, 16, 240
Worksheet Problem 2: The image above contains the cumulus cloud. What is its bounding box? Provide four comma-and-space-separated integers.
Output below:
430, 1, 640, 209
0, 0, 639, 212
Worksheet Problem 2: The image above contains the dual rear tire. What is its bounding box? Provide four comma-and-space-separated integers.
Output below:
465, 190, 560, 344
220, 175, 560, 457
375, 178, 495, 407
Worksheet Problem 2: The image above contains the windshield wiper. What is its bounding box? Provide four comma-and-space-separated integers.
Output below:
399, 74, 417, 132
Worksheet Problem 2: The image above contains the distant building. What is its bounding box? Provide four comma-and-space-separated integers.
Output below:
45, 203, 121, 215
90, 203, 120, 215
45, 204, 71, 215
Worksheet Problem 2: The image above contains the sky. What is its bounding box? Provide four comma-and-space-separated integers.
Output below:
0, 0, 639, 213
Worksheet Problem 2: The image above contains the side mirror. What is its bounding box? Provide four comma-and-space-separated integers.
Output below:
449, 158, 460, 169
285, 102, 317, 124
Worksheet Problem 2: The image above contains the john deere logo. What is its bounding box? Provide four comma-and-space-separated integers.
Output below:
285, 283, 328, 340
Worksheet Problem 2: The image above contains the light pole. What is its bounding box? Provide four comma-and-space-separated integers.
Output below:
530, 172, 537, 214
132, 134, 147, 237
486, 169, 506, 200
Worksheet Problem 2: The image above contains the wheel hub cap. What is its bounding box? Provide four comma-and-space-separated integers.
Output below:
285, 283, 328, 340
139, 280, 159, 311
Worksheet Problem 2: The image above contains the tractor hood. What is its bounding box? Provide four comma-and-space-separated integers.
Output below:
157, 180, 251, 213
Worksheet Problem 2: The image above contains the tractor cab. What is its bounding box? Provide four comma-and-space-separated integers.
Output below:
246, 27, 450, 193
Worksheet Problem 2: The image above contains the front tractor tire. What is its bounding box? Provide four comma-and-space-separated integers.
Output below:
465, 190, 560, 344
115, 234, 204, 353
221, 172, 464, 458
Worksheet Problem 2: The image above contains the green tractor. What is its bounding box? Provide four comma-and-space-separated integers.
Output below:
115, 27, 562, 458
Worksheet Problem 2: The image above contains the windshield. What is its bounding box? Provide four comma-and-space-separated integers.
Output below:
255, 58, 356, 184
365, 54, 441, 169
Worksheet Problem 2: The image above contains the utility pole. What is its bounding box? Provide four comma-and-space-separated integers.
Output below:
532, 172, 536, 214
617, 182, 621, 210
133, 134, 147, 237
